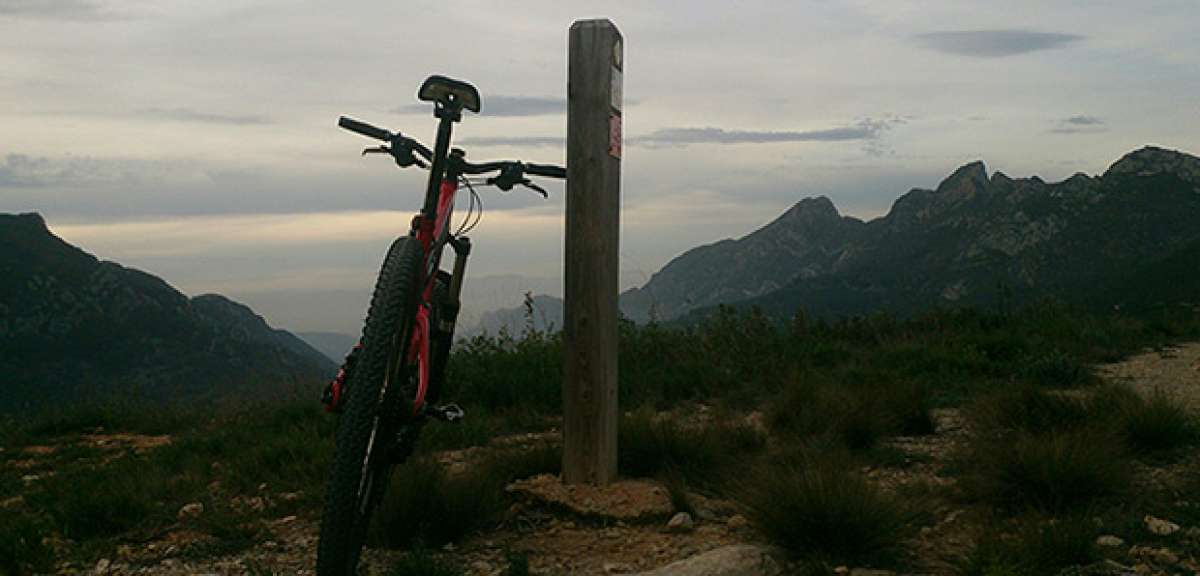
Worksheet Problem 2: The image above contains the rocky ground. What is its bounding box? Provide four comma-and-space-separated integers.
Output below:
7, 343, 1200, 576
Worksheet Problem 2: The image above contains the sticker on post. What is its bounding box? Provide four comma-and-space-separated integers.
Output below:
610, 66, 622, 112
609, 114, 621, 159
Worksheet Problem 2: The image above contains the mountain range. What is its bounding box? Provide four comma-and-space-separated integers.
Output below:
485, 146, 1200, 327
0, 213, 335, 413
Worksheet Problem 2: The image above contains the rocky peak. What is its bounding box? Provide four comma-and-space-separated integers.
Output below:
937, 161, 989, 195
778, 196, 840, 224
0, 212, 47, 231
1104, 146, 1200, 182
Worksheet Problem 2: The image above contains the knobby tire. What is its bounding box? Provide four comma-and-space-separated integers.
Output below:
316, 236, 423, 576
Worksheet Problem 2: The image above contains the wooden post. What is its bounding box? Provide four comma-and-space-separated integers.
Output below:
563, 19, 622, 485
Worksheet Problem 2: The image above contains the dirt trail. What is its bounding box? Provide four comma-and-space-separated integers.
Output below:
1099, 342, 1200, 412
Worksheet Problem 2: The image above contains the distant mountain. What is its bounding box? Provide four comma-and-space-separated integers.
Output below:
642, 146, 1200, 321
621, 196, 865, 321
297, 331, 357, 363
0, 213, 336, 413
387, 146, 1200, 336
472, 294, 563, 337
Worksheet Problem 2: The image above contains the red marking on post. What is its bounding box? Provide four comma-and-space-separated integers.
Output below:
608, 114, 622, 159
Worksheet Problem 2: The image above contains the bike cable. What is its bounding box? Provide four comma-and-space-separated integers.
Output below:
454, 175, 484, 236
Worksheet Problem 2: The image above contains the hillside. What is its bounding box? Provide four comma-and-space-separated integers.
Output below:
0, 213, 335, 413
621, 146, 1200, 322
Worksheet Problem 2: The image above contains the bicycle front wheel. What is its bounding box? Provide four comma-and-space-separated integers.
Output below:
317, 236, 423, 576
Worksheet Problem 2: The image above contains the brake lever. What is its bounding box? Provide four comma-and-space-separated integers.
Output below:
521, 179, 548, 198
362, 145, 426, 169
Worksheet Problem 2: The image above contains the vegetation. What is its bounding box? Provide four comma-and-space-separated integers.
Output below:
2, 301, 1198, 573
371, 445, 560, 548
960, 515, 1099, 576
739, 448, 916, 566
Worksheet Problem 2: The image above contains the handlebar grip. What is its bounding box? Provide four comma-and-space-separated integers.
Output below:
338, 116, 392, 141
524, 162, 566, 179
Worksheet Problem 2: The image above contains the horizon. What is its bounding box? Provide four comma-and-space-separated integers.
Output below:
3, 1, 1198, 334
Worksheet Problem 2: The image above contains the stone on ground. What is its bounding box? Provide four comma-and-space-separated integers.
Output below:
628, 544, 784, 576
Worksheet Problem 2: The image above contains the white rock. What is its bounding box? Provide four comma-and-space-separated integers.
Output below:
177, 502, 204, 519
630, 544, 784, 576
470, 560, 492, 573
94, 558, 111, 575
667, 512, 695, 533
1144, 515, 1180, 536
1096, 535, 1125, 547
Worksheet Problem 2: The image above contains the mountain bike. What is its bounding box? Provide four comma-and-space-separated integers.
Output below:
317, 75, 565, 575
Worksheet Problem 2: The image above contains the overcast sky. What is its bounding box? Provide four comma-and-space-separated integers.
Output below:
3, 0, 1198, 334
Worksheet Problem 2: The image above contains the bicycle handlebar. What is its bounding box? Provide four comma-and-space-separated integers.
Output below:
338, 115, 564, 181
338, 116, 391, 142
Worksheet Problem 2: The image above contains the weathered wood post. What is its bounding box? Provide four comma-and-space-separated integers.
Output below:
563, 19, 622, 485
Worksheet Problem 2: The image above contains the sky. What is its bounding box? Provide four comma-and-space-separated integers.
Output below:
2, 0, 1198, 334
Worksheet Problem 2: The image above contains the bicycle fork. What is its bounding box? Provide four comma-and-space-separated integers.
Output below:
422, 235, 470, 424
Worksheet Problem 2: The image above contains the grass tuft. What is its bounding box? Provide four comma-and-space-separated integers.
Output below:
0, 510, 54, 576
371, 444, 560, 549
960, 429, 1129, 512
1115, 389, 1197, 454
959, 515, 1098, 576
618, 408, 764, 490
739, 447, 915, 566
387, 545, 463, 576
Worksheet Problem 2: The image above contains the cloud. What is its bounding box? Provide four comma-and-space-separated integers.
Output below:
1, 153, 105, 187
1050, 115, 1106, 134
915, 29, 1083, 58
0, 0, 126, 21
0, 153, 177, 188
635, 118, 899, 147
454, 118, 900, 149
135, 107, 273, 125
393, 95, 565, 118
454, 136, 566, 147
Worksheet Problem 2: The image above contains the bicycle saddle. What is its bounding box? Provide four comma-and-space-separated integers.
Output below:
418, 75, 481, 114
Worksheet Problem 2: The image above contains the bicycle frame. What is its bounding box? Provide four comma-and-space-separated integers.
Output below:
399, 104, 466, 416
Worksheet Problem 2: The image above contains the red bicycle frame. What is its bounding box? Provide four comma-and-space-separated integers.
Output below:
406, 177, 459, 414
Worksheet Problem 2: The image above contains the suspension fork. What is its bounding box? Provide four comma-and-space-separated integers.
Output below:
442, 236, 470, 334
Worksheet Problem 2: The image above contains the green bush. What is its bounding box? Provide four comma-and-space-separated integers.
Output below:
0, 510, 53, 576
769, 375, 933, 450
387, 546, 463, 576
32, 455, 188, 540
969, 384, 1091, 437
959, 515, 1098, 576
1022, 349, 1089, 387
739, 448, 915, 565
1114, 389, 1197, 454
618, 408, 764, 490
371, 445, 559, 548
960, 429, 1129, 512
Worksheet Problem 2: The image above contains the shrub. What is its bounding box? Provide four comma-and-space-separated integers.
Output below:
370, 457, 503, 548
618, 408, 764, 490
32, 455, 189, 540
969, 384, 1091, 436
387, 546, 463, 576
371, 445, 559, 548
959, 515, 1098, 576
769, 376, 934, 450
0, 510, 53, 575
739, 448, 914, 566
1022, 349, 1089, 387
960, 429, 1129, 512
1114, 389, 1197, 454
